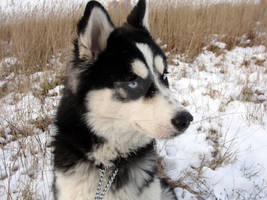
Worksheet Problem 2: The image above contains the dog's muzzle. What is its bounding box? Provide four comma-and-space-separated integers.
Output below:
171, 111, 193, 133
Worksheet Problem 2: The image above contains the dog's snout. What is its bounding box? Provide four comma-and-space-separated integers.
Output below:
171, 111, 193, 132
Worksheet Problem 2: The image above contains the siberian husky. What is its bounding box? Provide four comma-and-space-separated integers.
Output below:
53, 0, 193, 199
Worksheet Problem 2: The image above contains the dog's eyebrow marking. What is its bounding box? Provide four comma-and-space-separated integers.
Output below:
136, 43, 153, 72
154, 56, 164, 74
132, 59, 149, 79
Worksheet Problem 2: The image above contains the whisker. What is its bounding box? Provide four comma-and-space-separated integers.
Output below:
191, 112, 244, 125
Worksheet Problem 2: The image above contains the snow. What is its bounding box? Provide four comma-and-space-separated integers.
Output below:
0, 57, 18, 67
0, 56, 63, 199
156, 44, 267, 199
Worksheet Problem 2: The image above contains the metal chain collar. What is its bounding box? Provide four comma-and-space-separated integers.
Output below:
94, 167, 118, 200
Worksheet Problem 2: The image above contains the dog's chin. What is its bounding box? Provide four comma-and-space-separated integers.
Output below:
153, 131, 183, 140
133, 122, 174, 139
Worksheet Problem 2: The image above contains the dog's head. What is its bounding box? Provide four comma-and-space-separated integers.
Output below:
67, 0, 193, 140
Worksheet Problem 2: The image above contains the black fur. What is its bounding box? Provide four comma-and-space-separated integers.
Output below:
127, 0, 147, 30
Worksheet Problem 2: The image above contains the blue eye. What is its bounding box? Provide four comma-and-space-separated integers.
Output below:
128, 81, 138, 89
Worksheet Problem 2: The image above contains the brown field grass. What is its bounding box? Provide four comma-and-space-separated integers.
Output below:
149, 0, 267, 59
0, 1, 266, 199
0, 0, 266, 75
0, 8, 81, 75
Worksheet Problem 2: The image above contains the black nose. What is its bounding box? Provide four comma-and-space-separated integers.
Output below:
171, 111, 193, 132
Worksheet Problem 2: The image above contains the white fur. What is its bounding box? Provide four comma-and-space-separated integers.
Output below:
132, 59, 149, 79
142, 0, 150, 31
154, 55, 164, 74
55, 164, 98, 200
136, 43, 153, 72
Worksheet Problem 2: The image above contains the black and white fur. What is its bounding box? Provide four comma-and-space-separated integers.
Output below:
53, 0, 193, 199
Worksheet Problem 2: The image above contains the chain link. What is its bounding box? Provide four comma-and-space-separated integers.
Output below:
94, 167, 118, 200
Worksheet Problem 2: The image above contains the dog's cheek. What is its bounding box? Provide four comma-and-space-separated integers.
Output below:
129, 95, 176, 138
85, 89, 133, 135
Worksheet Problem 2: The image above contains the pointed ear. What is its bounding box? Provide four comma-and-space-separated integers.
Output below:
77, 1, 114, 60
127, 0, 149, 31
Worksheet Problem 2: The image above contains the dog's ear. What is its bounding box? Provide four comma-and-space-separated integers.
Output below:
77, 1, 114, 60
127, 0, 149, 31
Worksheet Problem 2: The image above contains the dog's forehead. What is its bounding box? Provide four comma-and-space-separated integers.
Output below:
106, 28, 167, 80
129, 43, 166, 82
134, 42, 166, 76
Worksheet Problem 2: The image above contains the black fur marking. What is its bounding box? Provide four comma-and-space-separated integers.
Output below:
160, 58, 170, 87
145, 80, 158, 98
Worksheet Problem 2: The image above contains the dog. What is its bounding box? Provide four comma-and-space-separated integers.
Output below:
52, 0, 193, 199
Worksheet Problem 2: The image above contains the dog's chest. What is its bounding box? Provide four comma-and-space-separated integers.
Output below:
55, 161, 161, 200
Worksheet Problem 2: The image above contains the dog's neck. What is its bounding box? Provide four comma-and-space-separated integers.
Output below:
88, 132, 153, 167
88, 137, 157, 191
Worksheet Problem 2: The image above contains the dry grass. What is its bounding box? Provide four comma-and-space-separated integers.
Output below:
0, 0, 266, 76
0, 6, 82, 75
0, 6, 78, 100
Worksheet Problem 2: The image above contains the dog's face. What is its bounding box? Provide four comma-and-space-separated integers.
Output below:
67, 0, 193, 139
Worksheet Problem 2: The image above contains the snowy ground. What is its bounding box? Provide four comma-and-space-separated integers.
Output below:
0, 56, 63, 199
0, 38, 266, 199
158, 42, 267, 199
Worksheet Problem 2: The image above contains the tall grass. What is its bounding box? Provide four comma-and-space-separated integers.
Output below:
150, 0, 267, 59
0, 0, 266, 73
0, 5, 82, 75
